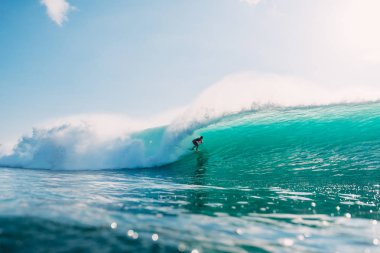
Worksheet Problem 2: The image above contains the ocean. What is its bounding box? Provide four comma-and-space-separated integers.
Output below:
0, 102, 379, 252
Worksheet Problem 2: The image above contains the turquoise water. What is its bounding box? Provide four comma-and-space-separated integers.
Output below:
0, 103, 379, 252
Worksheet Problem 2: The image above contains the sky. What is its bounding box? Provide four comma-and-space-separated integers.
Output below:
1, 0, 380, 144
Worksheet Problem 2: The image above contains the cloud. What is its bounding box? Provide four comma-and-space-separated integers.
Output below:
41, 0, 73, 26
240, 0, 262, 6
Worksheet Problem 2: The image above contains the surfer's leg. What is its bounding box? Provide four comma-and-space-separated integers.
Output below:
192, 141, 198, 150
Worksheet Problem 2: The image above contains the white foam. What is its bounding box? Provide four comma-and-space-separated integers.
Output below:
170, 72, 380, 131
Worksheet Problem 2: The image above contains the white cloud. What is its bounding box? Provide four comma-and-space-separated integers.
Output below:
240, 0, 262, 6
41, 0, 72, 26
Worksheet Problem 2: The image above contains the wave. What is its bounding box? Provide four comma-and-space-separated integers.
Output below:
1, 73, 379, 170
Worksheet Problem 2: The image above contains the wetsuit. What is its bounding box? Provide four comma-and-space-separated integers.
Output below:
192, 137, 203, 148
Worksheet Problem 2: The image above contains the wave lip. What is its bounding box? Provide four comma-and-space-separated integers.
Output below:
182, 72, 380, 120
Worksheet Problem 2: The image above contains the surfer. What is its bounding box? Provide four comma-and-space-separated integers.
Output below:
192, 136, 203, 152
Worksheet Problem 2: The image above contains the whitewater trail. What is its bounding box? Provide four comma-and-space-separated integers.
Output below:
1, 72, 379, 170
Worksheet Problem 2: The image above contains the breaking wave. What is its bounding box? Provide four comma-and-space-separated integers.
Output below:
1, 73, 379, 170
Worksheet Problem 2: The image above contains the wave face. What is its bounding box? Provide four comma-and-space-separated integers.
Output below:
1, 102, 379, 171
1, 73, 380, 170
177, 102, 380, 181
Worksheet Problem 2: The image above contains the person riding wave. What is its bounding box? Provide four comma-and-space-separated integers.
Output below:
192, 136, 203, 152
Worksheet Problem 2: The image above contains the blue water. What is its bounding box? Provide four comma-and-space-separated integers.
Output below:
0, 103, 379, 252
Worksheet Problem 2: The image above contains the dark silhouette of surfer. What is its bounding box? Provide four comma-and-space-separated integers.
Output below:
191, 136, 203, 152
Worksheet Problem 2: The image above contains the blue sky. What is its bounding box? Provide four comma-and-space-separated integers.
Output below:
1, 0, 380, 144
